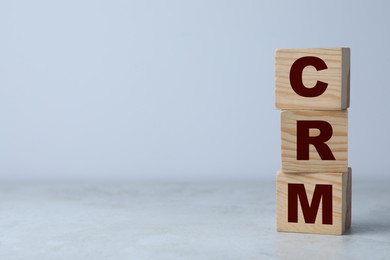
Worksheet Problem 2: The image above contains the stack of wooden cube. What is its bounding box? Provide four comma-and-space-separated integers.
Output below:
275, 48, 352, 235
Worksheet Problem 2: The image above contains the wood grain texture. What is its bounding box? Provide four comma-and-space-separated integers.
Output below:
276, 168, 352, 235
281, 110, 348, 173
275, 48, 350, 110
346, 167, 352, 229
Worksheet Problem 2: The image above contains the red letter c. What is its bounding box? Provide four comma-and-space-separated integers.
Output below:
290, 56, 328, 97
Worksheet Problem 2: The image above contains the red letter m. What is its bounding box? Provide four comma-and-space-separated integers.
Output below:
288, 184, 333, 224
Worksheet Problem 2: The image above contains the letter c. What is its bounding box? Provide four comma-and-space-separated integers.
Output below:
290, 56, 328, 97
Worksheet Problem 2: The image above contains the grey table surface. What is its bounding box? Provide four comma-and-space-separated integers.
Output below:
0, 181, 389, 260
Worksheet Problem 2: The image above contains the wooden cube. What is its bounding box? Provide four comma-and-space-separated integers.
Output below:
275, 48, 350, 110
281, 110, 348, 173
276, 168, 352, 235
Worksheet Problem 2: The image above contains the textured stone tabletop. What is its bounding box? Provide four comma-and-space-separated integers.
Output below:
0, 181, 389, 259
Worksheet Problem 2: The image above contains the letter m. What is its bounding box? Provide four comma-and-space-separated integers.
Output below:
288, 183, 333, 224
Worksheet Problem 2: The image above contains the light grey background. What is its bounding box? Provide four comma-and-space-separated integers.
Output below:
1, 0, 389, 182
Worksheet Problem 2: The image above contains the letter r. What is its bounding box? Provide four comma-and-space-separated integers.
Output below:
297, 120, 336, 160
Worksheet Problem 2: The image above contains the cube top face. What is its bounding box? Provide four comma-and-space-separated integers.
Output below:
276, 168, 351, 235
281, 110, 348, 173
275, 48, 350, 110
